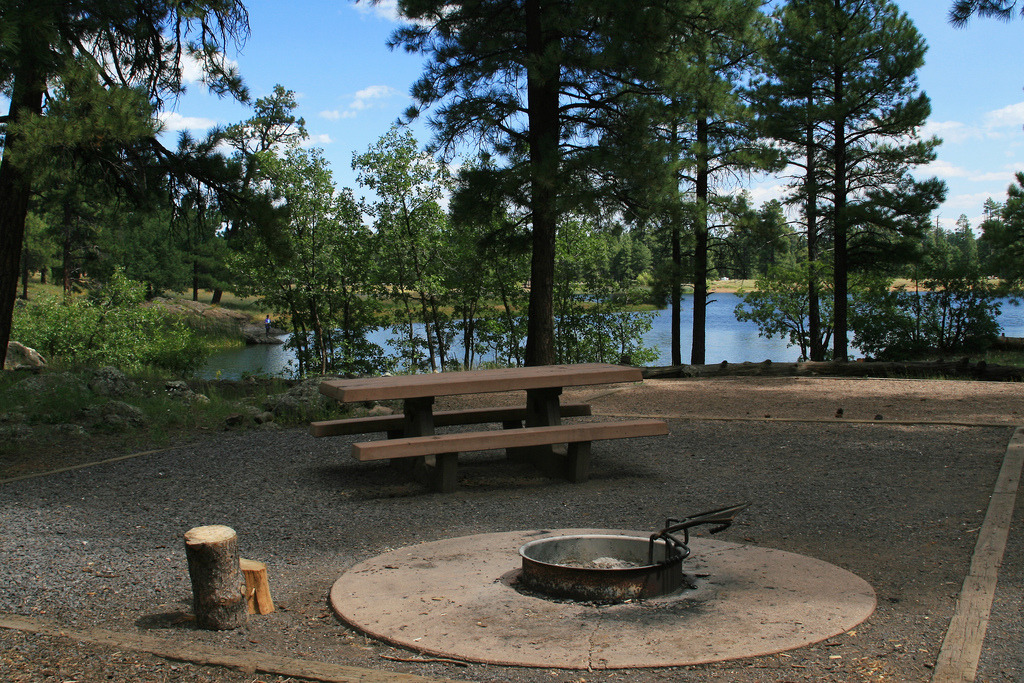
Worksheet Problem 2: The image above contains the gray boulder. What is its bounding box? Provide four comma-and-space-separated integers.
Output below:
263, 376, 339, 419
241, 324, 286, 345
17, 371, 88, 396
89, 367, 140, 398
164, 380, 210, 404
4, 342, 46, 371
81, 400, 148, 431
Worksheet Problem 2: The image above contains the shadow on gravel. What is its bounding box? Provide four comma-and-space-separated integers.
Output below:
308, 447, 663, 498
135, 611, 195, 630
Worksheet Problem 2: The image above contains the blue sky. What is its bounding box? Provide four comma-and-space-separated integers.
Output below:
166, 0, 1024, 232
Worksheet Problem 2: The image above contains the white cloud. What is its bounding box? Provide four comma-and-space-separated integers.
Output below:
746, 182, 789, 206
353, 85, 397, 109
301, 133, 334, 147
971, 168, 1022, 183
920, 120, 982, 145
924, 159, 971, 179
158, 111, 218, 131
351, 0, 402, 22
179, 51, 240, 86
984, 101, 1024, 129
944, 191, 1003, 212
920, 102, 1024, 148
320, 85, 398, 121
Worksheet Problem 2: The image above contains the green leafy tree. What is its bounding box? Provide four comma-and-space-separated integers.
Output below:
979, 172, 1024, 285
724, 199, 795, 280
851, 218, 999, 360
750, 1, 830, 359
353, 126, 454, 373
735, 262, 834, 361
12, 268, 207, 374
216, 85, 307, 303
95, 205, 189, 297
235, 146, 383, 376
630, 0, 779, 365
976, 197, 1005, 277
850, 279, 1001, 360
19, 212, 58, 298
553, 218, 657, 365
449, 155, 532, 367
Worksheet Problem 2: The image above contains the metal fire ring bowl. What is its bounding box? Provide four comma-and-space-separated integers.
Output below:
519, 534, 686, 602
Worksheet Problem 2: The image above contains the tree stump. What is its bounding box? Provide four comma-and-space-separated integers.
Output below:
240, 558, 275, 615
184, 525, 247, 630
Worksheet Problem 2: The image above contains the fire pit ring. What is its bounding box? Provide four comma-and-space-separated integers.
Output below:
519, 534, 686, 602
518, 503, 750, 603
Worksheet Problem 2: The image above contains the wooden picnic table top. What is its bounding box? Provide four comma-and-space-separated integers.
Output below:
318, 363, 643, 403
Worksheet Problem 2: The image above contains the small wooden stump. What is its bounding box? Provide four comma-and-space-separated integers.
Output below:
184, 525, 247, 630
240, 558, 275, 615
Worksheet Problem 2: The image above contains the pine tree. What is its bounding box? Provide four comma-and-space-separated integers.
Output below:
0, 0, 249, 366
950, 0, 1024, 25
384, 0, 682, 365
754, 0, 943, 361
634, 0, 776, 365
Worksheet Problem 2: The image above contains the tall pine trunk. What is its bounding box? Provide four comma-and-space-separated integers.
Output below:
524, 0, 560, 367
805, 112, 824, 362
690, 116, 709, 365
669, 122, 683, 367
671, 217, 683, 367
832, 63, 849, 362
0, 63, 46, 366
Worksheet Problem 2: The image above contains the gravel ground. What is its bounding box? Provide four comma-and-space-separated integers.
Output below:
0, 376, 1021, 683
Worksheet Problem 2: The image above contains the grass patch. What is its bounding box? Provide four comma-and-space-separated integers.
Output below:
980, 348, 1024, 368
0, 368, 308, 479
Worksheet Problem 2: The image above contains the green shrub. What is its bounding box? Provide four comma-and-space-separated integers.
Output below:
850, 277, 1002, 361
12, 269, 208, 375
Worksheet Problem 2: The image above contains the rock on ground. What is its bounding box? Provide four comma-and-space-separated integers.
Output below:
4, 342, 46, 371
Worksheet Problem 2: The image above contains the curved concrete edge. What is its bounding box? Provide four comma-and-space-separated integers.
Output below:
331, 529, 876, 670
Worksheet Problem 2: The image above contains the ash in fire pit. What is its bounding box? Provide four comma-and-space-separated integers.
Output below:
518, 503, 749, 603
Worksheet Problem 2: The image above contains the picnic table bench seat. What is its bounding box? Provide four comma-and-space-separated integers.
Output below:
309, 403, 593, 438
353, 419, 669, 493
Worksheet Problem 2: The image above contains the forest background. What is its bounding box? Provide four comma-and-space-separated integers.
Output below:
4, 0, 1024, 381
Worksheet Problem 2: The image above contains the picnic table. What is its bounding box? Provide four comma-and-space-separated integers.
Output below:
311, 363, 668, 492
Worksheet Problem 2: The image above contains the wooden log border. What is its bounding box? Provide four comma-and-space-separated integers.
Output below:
931, 426, 1024, 683
0, 613, 449, 683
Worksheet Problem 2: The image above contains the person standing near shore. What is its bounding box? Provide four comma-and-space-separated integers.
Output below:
264, 315, 272, 338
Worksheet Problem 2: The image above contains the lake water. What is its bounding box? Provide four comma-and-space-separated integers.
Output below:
198, 292, 1024, 379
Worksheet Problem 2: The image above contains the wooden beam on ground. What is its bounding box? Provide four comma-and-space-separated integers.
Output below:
0, 613, 452, 683
642, 360, 1024, 381
931, 426, 1024, 683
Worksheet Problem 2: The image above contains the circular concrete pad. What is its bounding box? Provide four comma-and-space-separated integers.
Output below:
330, 529, 876, 669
